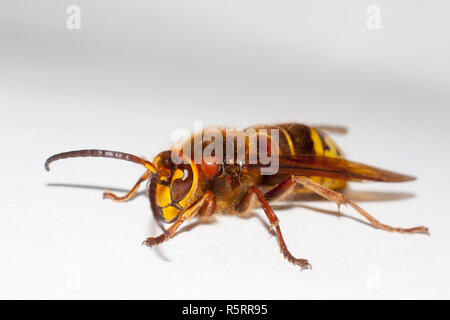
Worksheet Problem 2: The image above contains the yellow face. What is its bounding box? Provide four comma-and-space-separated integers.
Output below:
150, 153, 199, 223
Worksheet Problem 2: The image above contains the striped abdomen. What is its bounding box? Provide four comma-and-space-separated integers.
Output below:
249, 123, 347, 191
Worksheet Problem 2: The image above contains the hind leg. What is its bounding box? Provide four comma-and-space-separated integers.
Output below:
293, 176, 429, 235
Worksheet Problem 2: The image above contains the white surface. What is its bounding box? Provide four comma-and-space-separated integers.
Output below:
1, 1, 449, 299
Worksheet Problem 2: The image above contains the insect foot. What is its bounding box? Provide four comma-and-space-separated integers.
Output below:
142, 234, 167, 247
403, 226, 430, 235
371, 221, 430, 235
293, 259, 312, 271
413, 226, 431, 236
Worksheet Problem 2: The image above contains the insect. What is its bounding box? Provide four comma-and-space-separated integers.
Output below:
45, 123, 429, 270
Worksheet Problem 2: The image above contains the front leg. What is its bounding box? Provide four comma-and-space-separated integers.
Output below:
103, 170, 151, 202
142, 192, 216, 247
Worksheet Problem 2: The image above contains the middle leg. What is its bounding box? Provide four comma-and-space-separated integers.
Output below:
238, 186, 312, 270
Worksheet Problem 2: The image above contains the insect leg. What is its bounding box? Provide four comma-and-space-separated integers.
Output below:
293, 176, 429, 235
142, 191, 215, 247
103, 170, 151, 202
238, 186, 311, 270
264, 178, 295, 202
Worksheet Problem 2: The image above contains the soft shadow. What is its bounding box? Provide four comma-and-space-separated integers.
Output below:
289, 190, 415, 202
271, 203, 371, 228
144, 209, 172, 262
237, 211, 272, 234
47, 183, 416, 258
177, 217, 217, 235
47, 182, 171, 260
343, 190, 415, 202
177, 212, 277, 236
153, 243, 171, 262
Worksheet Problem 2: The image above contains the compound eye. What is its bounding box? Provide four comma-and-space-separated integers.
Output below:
170, 165, 193, 202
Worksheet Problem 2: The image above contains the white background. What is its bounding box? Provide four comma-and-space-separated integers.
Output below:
1, 1, 449, 299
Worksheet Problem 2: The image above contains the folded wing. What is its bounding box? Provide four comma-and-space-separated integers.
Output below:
243, 155, 415, 182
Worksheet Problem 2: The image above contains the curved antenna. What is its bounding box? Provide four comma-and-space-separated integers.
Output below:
45, 149, 156, 173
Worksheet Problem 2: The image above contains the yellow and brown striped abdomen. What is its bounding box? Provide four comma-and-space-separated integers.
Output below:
250, 123, 347, 191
